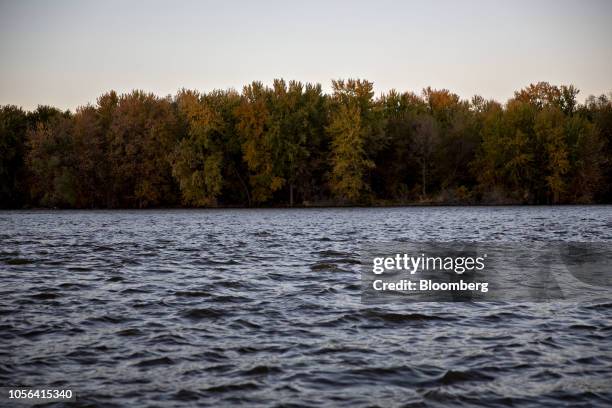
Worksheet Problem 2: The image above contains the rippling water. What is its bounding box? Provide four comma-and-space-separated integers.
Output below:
1, 207, 612, 407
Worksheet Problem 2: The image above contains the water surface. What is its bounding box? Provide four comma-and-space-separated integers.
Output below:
1, 207, 611, 406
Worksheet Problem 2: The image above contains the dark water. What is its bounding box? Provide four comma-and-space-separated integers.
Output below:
1, 207, 611, 407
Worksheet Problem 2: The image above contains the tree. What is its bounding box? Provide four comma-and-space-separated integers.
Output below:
514, 82, 578, 115
372, 90, 424, 200
471, 99, 533, 203
0, 105, 29, 208
421, 88, 478, 195
107, 91, 179, 208
235, 82, 285, 204
267, 80, 328, 206
69, 105, 109, 207
327, 79, 378, 203
564, 114, 604, 202
26, 114, 77, 207
171, 89, 225, 206
292, 82, 329, 204
267, 79, 304, 206
582, 94, 612, 201
535, 107, 569, 203
0, 80, 610, 208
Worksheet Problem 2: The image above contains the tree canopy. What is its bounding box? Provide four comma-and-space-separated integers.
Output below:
1, 81, 610, 208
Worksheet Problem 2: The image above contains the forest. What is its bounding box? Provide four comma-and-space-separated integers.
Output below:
1, 80, 611, 208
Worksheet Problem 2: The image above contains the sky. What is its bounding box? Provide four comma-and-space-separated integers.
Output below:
1, 0, 611, 111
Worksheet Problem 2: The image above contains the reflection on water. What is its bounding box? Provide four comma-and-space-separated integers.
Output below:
1, 206, 611, 406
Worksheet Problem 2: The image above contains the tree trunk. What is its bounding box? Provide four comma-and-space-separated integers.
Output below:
289, 183, 294, 207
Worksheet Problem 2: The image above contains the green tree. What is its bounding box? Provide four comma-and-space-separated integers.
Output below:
535, 107, 569, 203
0, 105, 29, 207
327, 79, 378, 203
582, 94, 612, 201
422, 88, 478, 197
564, 114, 604, 202
372, 90, 426, 200
267, 80, 328, 205
171, 89, 225, 206
235, 82, 284, 204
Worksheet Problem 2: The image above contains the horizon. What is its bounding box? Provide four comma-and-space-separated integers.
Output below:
1, 0, 611, 111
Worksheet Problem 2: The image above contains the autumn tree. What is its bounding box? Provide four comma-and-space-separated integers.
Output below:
0, 80, 609, 208
327, 79, 378, 203
514, 82, 579, 115
171, 89, 225, 206
235, 82, 282, 204
26, 111, 76, 207
474, 98, 537, 202
70, 105, 109, 207
106, 91, 179, 208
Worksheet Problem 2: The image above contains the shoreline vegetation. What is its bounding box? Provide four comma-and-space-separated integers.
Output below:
12, 202, 612, 211
1, 79, 611, 209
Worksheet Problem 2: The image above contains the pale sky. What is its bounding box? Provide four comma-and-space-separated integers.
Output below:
1, 0, 611, 111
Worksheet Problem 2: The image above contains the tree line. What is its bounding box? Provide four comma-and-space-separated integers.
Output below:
1, 80, 611, 208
